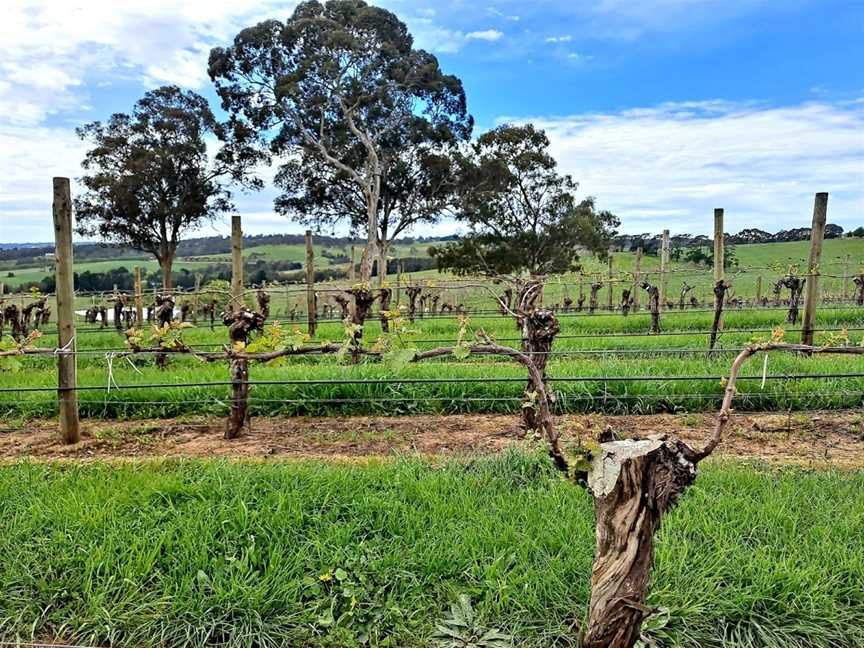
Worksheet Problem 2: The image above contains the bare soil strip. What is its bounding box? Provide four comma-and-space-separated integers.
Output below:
1, 411, 862, 467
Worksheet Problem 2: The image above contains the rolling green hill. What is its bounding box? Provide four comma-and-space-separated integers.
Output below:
1, 236, 861, 296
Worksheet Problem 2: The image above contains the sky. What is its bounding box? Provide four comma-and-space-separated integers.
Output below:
1, 0, 863, 244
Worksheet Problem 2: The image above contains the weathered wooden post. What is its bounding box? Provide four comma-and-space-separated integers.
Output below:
842, 254, 850, 302
52, 177, 80, 444
659, 230, 670, 311
713, 208, 725, 327
713, 208, 725, 289
801, 193, 828, 346
396, 259, 403, 305
632, 245, 642, 311
755, 274, 763, 305
231, 215, 244, 311
192, 273, 202, 324
349, 244, 356, 283
305, 230, 317, 336
134, 266, 144, 324
606, 251, 614, 311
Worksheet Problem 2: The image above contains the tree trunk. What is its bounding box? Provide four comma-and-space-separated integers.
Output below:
160, 256, 173, 291
359, 193, 379, 284
583, 435, 698, 648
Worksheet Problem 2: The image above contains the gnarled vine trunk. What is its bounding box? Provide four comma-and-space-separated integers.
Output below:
222, 308, 266, 439
709, 279, 730, 350
642, 282, 660, 334
589, 282, 603, 314
379, 288, 392, 333
780, 275, 805, 324
519, 307, 560, 433
406, 286, 422, 323
583, 435, 698, 648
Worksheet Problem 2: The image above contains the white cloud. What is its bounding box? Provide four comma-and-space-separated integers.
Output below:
486, 7, 520, 21
466, 29, 504, 42
545, 35, 573, 43
501, 99, 864, 235
410, 20, 504, 53
0, 0, 298, 126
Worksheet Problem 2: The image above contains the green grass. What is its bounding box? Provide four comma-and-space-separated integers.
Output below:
0, 454, 861, 647
2, 306, 862, 418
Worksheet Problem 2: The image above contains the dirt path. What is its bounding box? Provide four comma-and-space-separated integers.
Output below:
1, 410, 862, 468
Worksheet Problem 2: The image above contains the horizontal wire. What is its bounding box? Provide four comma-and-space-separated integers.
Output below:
3, 391, 861, 407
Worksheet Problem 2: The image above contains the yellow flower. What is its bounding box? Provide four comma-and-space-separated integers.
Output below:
319, 571, 332, 582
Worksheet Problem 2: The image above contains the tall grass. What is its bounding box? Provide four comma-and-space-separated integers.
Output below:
0, 455, 861, 647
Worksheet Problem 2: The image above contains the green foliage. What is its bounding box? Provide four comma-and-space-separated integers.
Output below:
0, 335, 22, 373
126, 322, 194, 351
431, 124, 618, 277
431, 595, 513, 647
245, 321, 311, 364
75, 86, 264, 277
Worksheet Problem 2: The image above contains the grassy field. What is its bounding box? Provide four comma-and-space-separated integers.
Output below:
0, 453, 861, 648
4, 238, 861, 296
2, 306, 862, 419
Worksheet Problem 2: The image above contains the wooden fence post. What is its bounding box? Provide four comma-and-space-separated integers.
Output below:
801, 192, 828, 346
659, 230, 670, 311
192, 273, 202, 324
844, 254, 849, 303
349, 245, 356, 283
52, 177, 80, 444
755, 275, 763, 305
231, 215, 244, 310
134, 266, 144, 324
713, 208, 725, 289
396, 259, 403, 305
713, 208, 725, 327
606, 251, 614, 311
305, 230, 317, 336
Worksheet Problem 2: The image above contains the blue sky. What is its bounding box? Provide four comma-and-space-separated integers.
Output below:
1, 0, 863, 243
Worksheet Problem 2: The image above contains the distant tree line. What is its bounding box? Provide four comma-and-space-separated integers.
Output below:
14, 255, 436, 294
615, 223, 850, 256
0, 233, 458, 270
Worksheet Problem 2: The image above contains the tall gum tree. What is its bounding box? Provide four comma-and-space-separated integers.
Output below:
430, 124, 619, 279
75, 85, 264, 290
275, 142, 459, 286
208, 0, 472, 284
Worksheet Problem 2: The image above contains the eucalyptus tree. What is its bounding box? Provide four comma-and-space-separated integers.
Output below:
75, 85, 264, 290
430, 124, 618, 279
276, 143, 459, 285
209, 0, 472, 284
